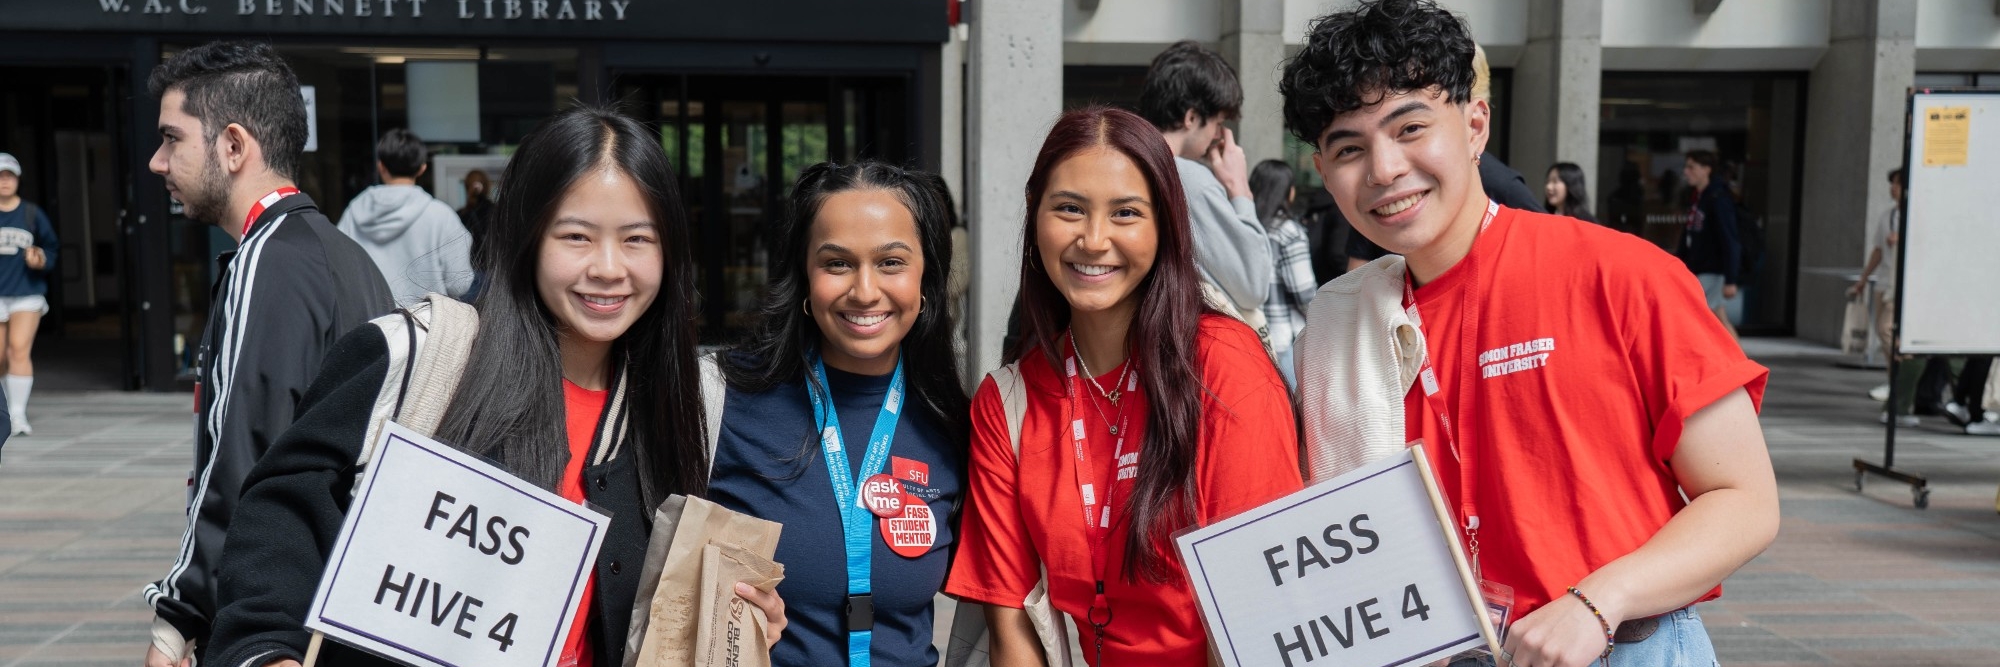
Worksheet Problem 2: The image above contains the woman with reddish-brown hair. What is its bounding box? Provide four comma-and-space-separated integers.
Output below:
945, 106, 1302, 666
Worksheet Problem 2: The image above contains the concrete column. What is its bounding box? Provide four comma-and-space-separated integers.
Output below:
965, 0, 1063, 381
939, 25, 968, 206
1220, 0, 1288, 164
1509, 0, 1602, 188
1795, 0, 1916, 346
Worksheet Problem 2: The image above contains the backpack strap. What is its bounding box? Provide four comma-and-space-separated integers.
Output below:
992, 363, 1028, 459
394, 294, 479, 436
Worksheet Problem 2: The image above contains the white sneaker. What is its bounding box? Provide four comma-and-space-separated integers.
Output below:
1945, 402, 1973, 426
1879, 412, 1920, 427
1968, 421, 2000, 436
9, 419, 28, 436
1868, 384, 1890, 402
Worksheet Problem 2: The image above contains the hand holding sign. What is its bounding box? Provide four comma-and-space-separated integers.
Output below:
305, 422, 610, 667
1174, 445, 1498, 667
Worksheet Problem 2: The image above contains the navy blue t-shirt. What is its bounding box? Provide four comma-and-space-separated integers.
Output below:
0, 202, 58, 297
706, 359, 964, 667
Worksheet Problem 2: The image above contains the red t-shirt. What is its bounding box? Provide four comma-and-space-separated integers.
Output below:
1402, 207, 1768, 616
947, 314, 1304, 665
559, 380, 605, 667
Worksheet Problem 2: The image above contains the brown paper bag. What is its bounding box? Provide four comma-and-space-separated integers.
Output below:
622, 496, 689, 667
629, 495, 783, 667
693, 543, 785, 667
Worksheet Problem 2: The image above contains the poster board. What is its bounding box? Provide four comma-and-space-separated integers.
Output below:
1174, 446, 1498, 667
1899, 90, 2000, 354
306, 421, 608, 667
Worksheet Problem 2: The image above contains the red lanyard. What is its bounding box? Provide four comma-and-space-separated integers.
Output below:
243, 186, 301, 236
1401, 199, 1498, 578
1063, 343, 1139, 637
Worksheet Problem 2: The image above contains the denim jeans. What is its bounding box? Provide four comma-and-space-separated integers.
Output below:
1448, 607, 1719, 667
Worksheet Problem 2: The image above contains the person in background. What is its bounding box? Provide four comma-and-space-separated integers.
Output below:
1680, 149, 1741, 341
707, 161, 967, 666
1136, 40, 1273, 330
338, 127, 475, 305
1850, 168, 1912, 424
1545, 162, 1598, 225
141, 41, 395, 667
947, 106, 1301, 666
458, 168, 495, 257
0, 153, 57, 436
1605, 162, 1646, 235
1251, 158, 1316, 389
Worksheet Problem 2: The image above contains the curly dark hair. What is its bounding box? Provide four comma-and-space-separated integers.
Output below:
1137, 40, 1244, 131
1279, 0, 1475, 147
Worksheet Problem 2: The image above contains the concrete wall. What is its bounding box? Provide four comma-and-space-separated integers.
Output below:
1281, 0, 1530, 52
1510, 0, 1602, 196
1064, 0, 1222, 65
1915, 0, 2000, 70
1601, 0, 1831, 70
965, 0, 1063, 380
1795, 0, 1917, 347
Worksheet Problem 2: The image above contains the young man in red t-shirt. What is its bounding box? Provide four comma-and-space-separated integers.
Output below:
1281, 2, 1779, 666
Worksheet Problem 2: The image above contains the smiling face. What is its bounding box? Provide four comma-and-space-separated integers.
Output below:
1309, 87, 1488, 271
149, 89, 232, 226
1545, 167, 1567, 211
1036, 146, 1160, 325
536, 166, 662, 361
807, 188, 925, 377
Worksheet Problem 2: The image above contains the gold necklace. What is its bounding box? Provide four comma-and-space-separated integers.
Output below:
1070, 329, 1133, 431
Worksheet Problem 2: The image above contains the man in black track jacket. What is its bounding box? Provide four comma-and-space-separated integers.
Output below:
141, 41, 394, 667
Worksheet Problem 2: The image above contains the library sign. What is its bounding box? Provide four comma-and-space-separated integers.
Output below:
8, 0, 947, 42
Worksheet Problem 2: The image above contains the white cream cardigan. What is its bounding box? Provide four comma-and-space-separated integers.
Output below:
1295, 255, 1429, 484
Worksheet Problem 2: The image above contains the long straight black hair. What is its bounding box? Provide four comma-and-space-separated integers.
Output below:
436, 104, 708, 508
1009, 106, 1213, 583
1547, 161, 1594, 222
724, 161, 969, 449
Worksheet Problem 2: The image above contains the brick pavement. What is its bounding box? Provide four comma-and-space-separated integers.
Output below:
0, 344, 1997, 666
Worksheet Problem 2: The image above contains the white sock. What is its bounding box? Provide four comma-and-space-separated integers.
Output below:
5, 374, 31, 421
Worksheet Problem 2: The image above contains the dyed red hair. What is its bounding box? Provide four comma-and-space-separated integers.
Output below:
1008, 105, 1214, 582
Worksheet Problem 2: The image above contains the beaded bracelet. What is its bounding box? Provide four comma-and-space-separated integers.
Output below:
1566, 586, 1615, 659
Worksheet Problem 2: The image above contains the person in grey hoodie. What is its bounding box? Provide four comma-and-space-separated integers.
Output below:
1137, 41, 1273, 333
338, 128, 474, 305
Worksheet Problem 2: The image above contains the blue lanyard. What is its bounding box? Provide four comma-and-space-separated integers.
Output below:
805, 354, 905, 667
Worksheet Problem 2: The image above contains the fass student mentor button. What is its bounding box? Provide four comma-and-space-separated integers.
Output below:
1174, 446, 1499, 667
306, 421, 610, 667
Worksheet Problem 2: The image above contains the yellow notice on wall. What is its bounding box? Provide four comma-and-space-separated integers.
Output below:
1923, 106, 1971, 167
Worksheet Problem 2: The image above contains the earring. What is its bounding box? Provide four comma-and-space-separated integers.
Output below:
802, 299, 811, 316
1473, 153, 1483, 165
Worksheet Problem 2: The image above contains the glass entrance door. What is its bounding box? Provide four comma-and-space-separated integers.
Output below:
619, 73, 910, 344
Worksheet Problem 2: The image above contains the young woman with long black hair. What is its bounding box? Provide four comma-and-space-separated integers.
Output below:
1544, 162, 1598, 225
704, 161, 968, 666
201, 105, 784, 667
946, 106, 1303, 666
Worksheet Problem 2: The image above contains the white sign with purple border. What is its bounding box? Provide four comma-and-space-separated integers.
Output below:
306, 421, 608, 667
1174, 445, 1499, 667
